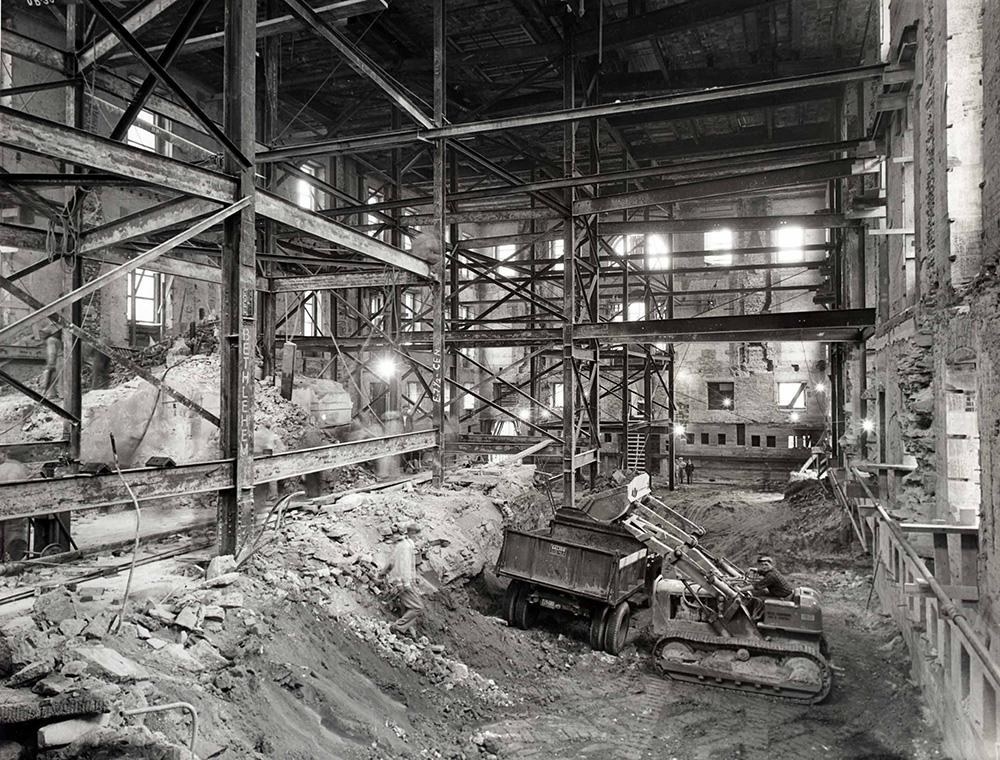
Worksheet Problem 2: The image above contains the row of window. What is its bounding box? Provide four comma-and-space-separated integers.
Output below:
488, 226, 808, 277
684, 432, 812, 449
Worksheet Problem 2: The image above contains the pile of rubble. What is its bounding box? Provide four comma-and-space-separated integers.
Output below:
345, 616, 511, 707
0, 464, 549, 757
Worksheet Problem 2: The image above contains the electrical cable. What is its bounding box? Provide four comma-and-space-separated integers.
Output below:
107, 432, 140, 635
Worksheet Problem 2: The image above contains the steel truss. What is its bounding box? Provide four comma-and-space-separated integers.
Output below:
0, 0, 880, 542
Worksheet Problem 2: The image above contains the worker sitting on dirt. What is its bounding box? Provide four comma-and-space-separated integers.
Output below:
379, 523, 425, 637
750, 555, 794, 599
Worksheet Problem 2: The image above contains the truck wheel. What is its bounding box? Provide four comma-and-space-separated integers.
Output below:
504, 581, 524, 625
603, 601, 631, 655
589, 606, 610, 651
512, 586, 536, 630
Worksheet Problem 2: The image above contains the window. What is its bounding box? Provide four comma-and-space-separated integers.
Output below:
463, 394, 476, 410
495, 244, 517, 277
402, 292, 417, 332
406, 381, 421, 405
646, 234, 669, 271
704, 228, 733, 267
627, 301, 645, 321
766, 435, 776, 448
369, 294, 385, 327
126, 268, 160, 325
778, 382, 807, 409
717, 433, 726, 445
126, 110, 156, 151
548, 238, 564, 272
552, 383, 564, 408
366, 187, 385, 239
707, 381, 735, 410
295, 164, 323, 210
685, 432, 695, 445
736, 423, 746, 446
302, 291, 321, 337
775, 226, 804, 263
700, 432, 710, 445
751, 434, 761, 447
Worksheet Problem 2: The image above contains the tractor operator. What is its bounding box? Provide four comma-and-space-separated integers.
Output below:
750, 555, 793, 599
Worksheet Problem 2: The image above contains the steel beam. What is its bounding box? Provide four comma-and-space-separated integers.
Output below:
81, 0, 251, 167
0, 107, 430, 274
574, 309, 876, 344
269, 271, 424, 293
256, 66, 884, 161
280, 0, 432, 128
0, 200, 249, 346
79, 197, 219, 253
105, 0, 387, 62
0, 368, 79, 425
575, 160, 861, 215
79, 0, 186, 68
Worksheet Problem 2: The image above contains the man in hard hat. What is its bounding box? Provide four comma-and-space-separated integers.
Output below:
379, 522, 425, 636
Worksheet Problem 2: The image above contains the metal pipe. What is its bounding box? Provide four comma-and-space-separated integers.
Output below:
850, 468, 1000, 688
123, 702, 198, 753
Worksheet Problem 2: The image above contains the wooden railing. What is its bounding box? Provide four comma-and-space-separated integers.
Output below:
830, 467, 999, 759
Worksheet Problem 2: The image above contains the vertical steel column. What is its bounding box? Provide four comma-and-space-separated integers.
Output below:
388, 109, 403, 414
620, 176, 630, 468
431, 0, 447, 485
528, 170, 539, 409
561, 12, 577, 506
665, 208, 676, 491
218, 0, 257, 554
448, 158, 461, 423
260, 4, 279, 380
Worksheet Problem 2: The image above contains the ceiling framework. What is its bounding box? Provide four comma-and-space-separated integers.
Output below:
0, 0, 880, 532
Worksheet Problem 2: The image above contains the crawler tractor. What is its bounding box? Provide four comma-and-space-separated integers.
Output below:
588, 474, 833, 704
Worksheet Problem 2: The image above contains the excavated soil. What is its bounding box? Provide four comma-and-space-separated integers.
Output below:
0, 475, 946, 759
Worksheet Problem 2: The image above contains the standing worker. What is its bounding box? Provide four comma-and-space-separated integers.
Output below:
675, 457, 685, 486
684, 459, 695, 485
379, 523, 424, 636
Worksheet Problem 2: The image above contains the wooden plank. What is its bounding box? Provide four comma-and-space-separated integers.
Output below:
254, 431, 436, 483
959, 533, 978, 587
904, 582, 979, 603
573, 449, 598, 469
932, 532, 952, 585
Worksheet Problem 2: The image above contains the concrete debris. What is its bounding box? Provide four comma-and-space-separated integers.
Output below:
4, 659, 53, 688
33, 589, 78, 625
0, 686, 111, 724
37, 713, 110, 749
0, 740, 24, 760
206, 554, 237, 580
71, 646, 149, 683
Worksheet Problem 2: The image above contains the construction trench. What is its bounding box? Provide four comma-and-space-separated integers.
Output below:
3, 0, 1000, 757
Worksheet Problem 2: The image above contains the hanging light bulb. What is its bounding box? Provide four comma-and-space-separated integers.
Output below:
861, 418, 876, 433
